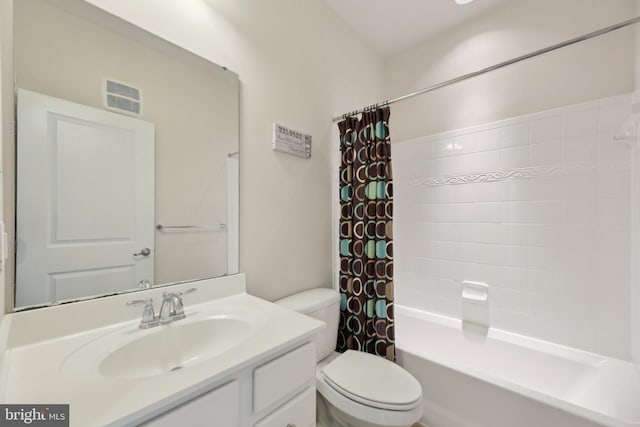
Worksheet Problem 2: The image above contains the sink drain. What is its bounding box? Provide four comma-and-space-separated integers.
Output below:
170, 366, 183, 372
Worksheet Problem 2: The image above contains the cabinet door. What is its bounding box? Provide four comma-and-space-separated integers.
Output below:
254, 387, 315, 427
141, 381, 239, 427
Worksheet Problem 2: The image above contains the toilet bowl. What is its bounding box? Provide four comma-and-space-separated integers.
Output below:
275, 288, 423, 427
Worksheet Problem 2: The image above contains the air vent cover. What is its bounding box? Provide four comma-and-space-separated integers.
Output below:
104, 79, 142, 115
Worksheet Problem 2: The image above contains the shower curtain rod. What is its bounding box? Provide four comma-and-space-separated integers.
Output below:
333, 16, 640, 122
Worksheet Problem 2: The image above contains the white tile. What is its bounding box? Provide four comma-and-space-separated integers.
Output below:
562, 250, 596, 287
531, 116, 562, 143
453, 151, 501, 175
466, 202, 501, 223
492, 288, 529, 313
561, 225, 595, 249
500, 122, 530, 148
562, 320, 597, 353
562, 174, 597, 201
595, 280, 631, 359
431, 185, 454, 204
597, 170, 631, 199
473, 129, 501, 153
501, 223, 529, 246
562, 135, 598, 163
597, 250, 631, 281
433, 137, 459, 158
491, 309, 530, 335
433, 223, 454, 241
597, 197, 631, 226
529, 292, 564, 316
530, 141, 561, 166
418, 187, 433, 204
502, 180, 530, 201
562, 108, 598, 138
530, 200, 562, 224
433, 157, 454, 176
501, 146, 529, 170
529, 270, 562, 295
415, 204, 434, 223
528, 313, 564, 343
499, 267, 529, 290
529, 224, 561, 248
596, 226, 631, 252
461, 263, 500, 286
453, 133, 476, 155
414, 222, 433, 240
472, 223, 502, 244
530, 176, 562, 200
561, 200, 595, 225
501, 245, 529, 268
530, 247, 562, 272
473, 244, 502, 265
432, 241, 457, 261
454, 182, 501, 203
500, 201, 529, 223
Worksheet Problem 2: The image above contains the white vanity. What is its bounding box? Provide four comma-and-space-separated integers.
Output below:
0, 274, 323, 426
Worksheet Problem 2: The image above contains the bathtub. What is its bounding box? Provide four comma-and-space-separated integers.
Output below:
395, 305, 640, 427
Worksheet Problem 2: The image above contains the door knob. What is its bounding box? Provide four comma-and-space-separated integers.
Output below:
133, 247, 151, 257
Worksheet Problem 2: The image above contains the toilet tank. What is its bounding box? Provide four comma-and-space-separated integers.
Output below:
275, 288, 340, 361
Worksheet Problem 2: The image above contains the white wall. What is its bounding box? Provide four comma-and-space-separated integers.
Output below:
385, 0, 637, 142
44, 0, 384, 301
0, 0, 10, 317
632, 0, 640, 363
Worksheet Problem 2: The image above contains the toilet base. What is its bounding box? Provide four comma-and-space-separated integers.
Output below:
317, 390, 417, 427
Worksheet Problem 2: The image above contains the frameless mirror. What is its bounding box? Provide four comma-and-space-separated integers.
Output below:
10, 0, 239, 309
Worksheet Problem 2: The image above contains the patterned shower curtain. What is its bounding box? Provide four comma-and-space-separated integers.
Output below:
337, 106, 395, 362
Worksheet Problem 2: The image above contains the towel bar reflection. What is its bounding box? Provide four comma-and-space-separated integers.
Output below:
156, 224, 227, 232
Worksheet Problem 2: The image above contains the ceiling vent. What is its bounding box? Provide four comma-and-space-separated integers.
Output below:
104, 79, 142, 115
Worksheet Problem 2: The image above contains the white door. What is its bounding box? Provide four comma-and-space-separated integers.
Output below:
16, 89, 155, 307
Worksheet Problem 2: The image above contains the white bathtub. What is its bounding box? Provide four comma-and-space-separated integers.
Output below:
395, 305, 640, 427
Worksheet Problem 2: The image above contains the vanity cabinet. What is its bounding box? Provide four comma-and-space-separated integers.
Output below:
138, 342, 316, 427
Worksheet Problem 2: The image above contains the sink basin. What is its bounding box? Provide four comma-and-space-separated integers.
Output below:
63, 316, 253, 380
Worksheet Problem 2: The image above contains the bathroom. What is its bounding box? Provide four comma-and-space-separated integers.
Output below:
0, 0, 639, 426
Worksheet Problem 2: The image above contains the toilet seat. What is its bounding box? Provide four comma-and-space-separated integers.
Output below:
321, 350, 422, 411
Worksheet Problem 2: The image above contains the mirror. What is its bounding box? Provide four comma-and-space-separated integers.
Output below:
10, 0, 239, 309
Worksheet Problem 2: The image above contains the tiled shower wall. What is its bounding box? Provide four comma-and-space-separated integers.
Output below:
393, 93, 635, 360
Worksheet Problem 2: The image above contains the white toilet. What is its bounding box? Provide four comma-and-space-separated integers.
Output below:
276, 288, 423, 427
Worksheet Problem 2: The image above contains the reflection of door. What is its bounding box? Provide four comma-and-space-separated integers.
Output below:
16, 89, 155, 307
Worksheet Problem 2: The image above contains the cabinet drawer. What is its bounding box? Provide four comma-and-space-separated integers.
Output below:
141, 380, 239, 427
253, 342, 315, 413
254, 386, 315, 427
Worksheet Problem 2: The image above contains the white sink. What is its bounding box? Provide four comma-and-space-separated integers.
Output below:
62, 316, 253, 380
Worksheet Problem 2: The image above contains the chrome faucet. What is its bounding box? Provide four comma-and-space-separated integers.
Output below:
128, 288, 196, 329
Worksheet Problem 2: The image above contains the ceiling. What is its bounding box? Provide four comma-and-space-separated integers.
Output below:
322, 0, 512, 57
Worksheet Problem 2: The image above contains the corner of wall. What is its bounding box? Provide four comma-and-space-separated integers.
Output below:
632, 0, 640, 364
0, 0, 13, 320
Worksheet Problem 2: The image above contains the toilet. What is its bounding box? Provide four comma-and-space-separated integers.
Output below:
275, 288, 423, 427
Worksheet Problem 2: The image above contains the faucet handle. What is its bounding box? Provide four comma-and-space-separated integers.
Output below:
127, 298, 158, 329
170, 288, 196, 321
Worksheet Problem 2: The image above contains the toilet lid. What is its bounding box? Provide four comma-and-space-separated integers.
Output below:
321, 350, 422, 410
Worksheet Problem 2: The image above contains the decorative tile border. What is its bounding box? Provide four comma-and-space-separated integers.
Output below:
411, 162, 595, 187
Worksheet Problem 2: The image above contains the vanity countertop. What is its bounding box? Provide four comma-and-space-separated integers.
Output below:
0, 275, 324, 426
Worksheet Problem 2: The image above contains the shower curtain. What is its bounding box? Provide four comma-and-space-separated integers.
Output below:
337, 106, 395, 362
